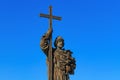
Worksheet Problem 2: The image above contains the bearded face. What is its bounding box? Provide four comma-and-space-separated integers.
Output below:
56, 40, 64, 49
54, 36, 64, 48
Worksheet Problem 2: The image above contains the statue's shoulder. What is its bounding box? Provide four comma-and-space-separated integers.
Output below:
64, 49, 73, 54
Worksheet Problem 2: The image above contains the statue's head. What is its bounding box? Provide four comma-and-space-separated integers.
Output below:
54, 36, 64, 49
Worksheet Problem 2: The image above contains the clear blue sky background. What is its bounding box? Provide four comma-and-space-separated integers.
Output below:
0, 0, 120, 80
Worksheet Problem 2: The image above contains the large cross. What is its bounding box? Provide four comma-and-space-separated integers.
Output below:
40, 6, 62, 80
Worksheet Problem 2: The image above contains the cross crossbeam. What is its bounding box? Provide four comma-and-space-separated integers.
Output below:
40, 13, 62, 20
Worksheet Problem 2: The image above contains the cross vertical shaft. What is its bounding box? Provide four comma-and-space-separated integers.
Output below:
40, 6, 62, 80
50, 6, 52, 29
49, 6, 53, 80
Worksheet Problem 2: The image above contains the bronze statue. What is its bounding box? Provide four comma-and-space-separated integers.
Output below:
40, 6, 76, 80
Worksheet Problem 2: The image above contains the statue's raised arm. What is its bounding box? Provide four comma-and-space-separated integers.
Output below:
40, 28, 52, 56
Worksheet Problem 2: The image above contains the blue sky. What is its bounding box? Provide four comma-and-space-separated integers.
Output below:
0, 0, 120, 80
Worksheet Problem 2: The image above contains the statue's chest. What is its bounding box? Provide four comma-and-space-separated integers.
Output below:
54, 49, 67, 60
